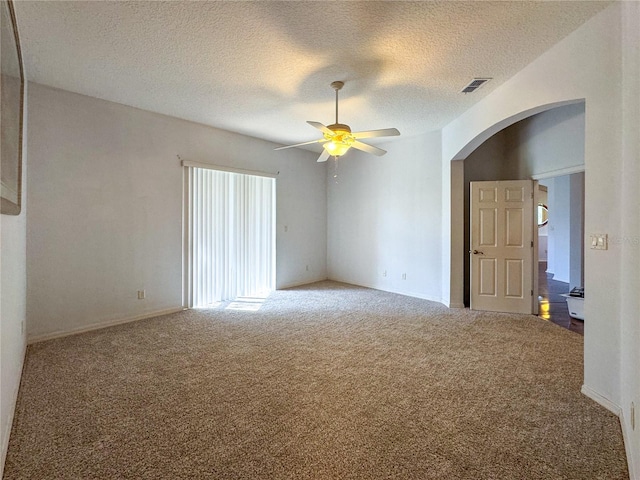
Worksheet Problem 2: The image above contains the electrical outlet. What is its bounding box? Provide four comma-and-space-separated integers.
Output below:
402, 273, 407, 280
137, 290, 145, 300
305, 265, 309, 271
383, 270, 387, 277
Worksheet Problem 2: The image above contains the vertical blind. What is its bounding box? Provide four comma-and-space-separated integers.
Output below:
187, 167, 275, 307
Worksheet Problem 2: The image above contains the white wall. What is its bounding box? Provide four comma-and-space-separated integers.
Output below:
569, 173, 584, 289
441, 3, 638, 474
26, 84, 327, 342
538, 186, 548, 262
505, 102, 585, 179
327, 131, 443, 302
0, 82, 28, 478
545, 181, 555, 275
619, 1, 640, 475
547, 175, 571, 283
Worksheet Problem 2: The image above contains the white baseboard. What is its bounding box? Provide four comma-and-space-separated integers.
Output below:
383, 288, 440, 304
581, 384, 621, 415
580, 386, 637, 479
27, 307, 185, 344
284, 276, 445, 305
619, 410, 638, 480
1, 342, 26, 479
448, 302, 466, 309
324, 278, 444, 305
404, 290, 441, 303
277, 277, 329, 290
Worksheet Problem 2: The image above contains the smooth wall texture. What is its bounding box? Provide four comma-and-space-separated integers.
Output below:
327, 131, 443, 302
0, 82, 28, 477
505, 102, 585, 179
568, 173, 584, 289
543, 180, 555, 277
546, 175, 571, 283
538, 186, 548, 262
442, 4, 625, 415
26, 84, 327, 341
619, 0, 640, 475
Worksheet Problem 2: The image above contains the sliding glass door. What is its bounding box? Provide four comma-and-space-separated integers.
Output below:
185, 166, 275, 307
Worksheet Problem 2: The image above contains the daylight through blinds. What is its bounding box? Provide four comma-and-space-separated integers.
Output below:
188, 167, 275, 307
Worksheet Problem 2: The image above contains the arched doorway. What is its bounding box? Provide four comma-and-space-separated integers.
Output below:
444, 99, 586, 311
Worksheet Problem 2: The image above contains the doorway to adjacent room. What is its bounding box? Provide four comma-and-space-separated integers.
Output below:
536, 173, 584, 335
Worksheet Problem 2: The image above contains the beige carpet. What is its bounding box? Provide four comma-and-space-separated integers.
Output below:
4, 282, 628, 479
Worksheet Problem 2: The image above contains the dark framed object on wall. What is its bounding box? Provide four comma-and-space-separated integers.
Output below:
1, 0, 25, 215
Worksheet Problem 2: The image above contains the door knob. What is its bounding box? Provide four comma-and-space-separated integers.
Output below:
472, 250, 484, 255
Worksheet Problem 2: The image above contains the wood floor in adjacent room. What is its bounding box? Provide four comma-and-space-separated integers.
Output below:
538, 262, 584, 335
4, 282, 626, 479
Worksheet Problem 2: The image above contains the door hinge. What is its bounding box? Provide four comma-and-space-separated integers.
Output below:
531, 290, 534, 296
531, 240, 534, 247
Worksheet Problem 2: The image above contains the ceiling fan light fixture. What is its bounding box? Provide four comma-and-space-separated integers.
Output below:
324, 140, 351, 157
323, 125, 355, 157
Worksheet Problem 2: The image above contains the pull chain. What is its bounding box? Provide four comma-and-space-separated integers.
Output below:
333, 156, 339, 182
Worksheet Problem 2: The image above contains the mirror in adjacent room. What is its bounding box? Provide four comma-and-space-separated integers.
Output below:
537, 203, 549, 227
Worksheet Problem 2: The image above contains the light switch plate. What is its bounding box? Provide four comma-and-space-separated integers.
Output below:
590, 233, 608, 250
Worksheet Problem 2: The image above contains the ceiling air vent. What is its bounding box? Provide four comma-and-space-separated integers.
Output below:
461, 78, 491, 94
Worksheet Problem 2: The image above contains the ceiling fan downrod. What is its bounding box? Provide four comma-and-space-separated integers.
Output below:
331, 81, 344, 125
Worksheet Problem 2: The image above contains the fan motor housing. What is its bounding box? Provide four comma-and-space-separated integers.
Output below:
327, 123, 351, 133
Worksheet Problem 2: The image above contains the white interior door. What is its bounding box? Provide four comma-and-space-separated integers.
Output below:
470, 180, 535, 314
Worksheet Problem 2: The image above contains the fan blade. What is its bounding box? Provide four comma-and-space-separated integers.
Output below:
317, 149, 331, 163
351, 140, 387, 156
352, 128, 400, 139
274, 139, 326, 151
307, 121, 335, 135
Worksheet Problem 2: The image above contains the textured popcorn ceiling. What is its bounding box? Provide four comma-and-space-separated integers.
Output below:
14, 1, 610, 148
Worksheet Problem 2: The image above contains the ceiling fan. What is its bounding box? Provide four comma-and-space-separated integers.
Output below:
275, 81, 401, 162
